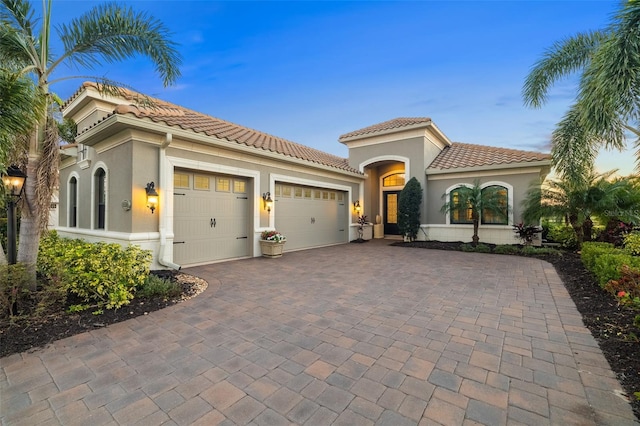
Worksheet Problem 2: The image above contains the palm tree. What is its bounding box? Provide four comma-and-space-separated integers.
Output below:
522, 1, 640, 181
0, 0, 181, 281
521, 172, 640, 246
440, 179, 509, 246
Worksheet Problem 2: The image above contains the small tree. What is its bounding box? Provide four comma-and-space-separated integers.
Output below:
398, 177, 422, 241
440, 179, 509, 246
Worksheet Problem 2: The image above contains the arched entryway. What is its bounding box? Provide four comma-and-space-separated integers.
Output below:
359, 156, 409, 237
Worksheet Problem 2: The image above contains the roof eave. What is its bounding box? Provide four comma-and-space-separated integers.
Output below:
425, 159, 552, 175
339, 120, 434, 144
76, 113, 365, 178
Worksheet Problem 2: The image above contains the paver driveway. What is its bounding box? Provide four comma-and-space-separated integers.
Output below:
1, 240, 638, 425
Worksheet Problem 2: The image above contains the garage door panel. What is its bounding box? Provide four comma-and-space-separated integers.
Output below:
275, 184, 347, 251
174, 171, 249, 265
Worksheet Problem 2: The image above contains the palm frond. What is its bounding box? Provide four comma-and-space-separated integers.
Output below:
522, 31, 608, 108
576, 2, 640, 149
52, 3, 181, 86
550, 107, 599, 186
1, 0, 36, 38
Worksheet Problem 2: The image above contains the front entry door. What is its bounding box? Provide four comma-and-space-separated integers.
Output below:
383, 191, 401, 235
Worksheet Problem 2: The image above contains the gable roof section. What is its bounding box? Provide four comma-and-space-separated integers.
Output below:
427, 142, 551, 171
339, 117, 433, 141
67, 82, 359, 174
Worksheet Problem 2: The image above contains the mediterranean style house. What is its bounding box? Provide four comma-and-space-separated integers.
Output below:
57, 82, 551, 269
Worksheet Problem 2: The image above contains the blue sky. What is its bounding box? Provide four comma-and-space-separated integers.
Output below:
50, 0, 635, 176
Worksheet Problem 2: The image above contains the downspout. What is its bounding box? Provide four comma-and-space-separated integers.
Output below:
158, 132, 181, 270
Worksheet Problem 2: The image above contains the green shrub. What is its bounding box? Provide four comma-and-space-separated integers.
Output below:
580, 242, 615, 271
546, 224, 578, 249
0, 263, 31, 317
460, 243, 491, 253
398, 177, 422, 242
139, 274, 181, 299
624, 232, 640, 256
494, 245, 522, 255
38, 231, 152, 309
593, 253, 640, 287
604, 265, 640, 310
521, 246, 562, 256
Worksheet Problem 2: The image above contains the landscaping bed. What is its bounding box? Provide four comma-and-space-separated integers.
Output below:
395, 240, 640, 420
0, 271, 207, 358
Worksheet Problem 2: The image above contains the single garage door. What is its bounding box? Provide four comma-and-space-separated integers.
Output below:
274, 183, 348, 251
173, 170, 250, 266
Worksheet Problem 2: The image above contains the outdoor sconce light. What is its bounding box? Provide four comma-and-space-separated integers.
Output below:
353, 200, 361, 214
145, 182, 159, 214
262, 192, 273, 213
2, 166, 27, 265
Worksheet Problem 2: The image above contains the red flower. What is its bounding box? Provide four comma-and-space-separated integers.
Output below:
618, 291, 627, 298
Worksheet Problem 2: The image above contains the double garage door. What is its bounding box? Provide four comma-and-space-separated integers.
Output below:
173, 170, 349, 266
173, 170, 250, 266
274, 183, 348, 251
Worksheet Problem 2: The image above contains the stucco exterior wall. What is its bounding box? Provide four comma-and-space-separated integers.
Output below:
425, 170, 543, 225
349, 136, 430, 222
59, 140, 134, 233
131, 142, 160, 233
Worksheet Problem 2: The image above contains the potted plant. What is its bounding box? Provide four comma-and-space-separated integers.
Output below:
260, 230, 287, 258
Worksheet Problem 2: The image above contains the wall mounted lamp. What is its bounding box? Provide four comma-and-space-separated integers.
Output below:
2, 166, 27, 265
353, 200, 361, 214
145, 182, 159, 214
262, 192, 273, 213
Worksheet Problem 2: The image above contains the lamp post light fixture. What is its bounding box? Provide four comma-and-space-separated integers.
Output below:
145, 182, 159, 214
353, 200, 361, 214
262, 192, 273, 213
2, 166, 27, 265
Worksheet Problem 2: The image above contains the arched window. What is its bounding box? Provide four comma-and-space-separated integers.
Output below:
69, 176, 77, 227
382, 173, 405, 187
94, 168, 106, 229
450, 187, 473, 224
481, 185, 508, 225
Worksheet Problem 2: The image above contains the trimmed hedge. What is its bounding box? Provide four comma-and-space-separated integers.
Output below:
580, 242, 615, 271
581, 241, 640, 287
38, 231, 152, 309
624, 232, 640, 256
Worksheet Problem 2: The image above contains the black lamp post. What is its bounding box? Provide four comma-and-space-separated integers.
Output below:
2, 166, 27, 265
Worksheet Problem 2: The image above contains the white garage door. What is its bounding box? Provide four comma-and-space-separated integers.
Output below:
274, 183, 348, 251
173, 170, 250, 266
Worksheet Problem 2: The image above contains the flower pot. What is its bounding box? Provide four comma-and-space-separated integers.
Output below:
260, 240, 286, 258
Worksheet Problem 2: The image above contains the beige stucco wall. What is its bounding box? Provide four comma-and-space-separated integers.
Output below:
349, 136, 434, 223
59, 140, 134, 233
425, 170, 544, 225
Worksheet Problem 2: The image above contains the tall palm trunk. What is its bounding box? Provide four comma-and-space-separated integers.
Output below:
568, 214, 584, 246
472, 212, 480, 246
17, 156, 41, 289
582, 217, 594, 242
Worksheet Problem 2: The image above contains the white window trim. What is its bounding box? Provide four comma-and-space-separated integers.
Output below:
91, 161, 108, 230
357, 155, 410, 225
444, 181, 513, 225
67, 172, 80, 228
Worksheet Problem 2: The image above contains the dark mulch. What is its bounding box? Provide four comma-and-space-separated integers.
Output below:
0, 270, 192, 358
395, 240, 640, 420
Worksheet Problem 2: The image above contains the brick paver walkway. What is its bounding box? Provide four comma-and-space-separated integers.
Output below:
1, 240, 638, 425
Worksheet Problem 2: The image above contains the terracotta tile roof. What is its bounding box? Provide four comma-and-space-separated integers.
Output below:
428, 142, 551, 170
339, 117, 432, 140
69, 83, 359, 174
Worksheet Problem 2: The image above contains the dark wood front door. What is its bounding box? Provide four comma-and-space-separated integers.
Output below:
383, 191, 401, 235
